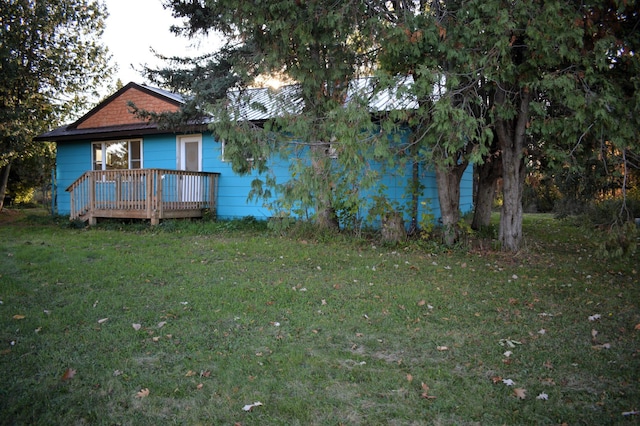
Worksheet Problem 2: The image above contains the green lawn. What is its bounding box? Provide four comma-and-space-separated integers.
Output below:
1, 211, 638, 425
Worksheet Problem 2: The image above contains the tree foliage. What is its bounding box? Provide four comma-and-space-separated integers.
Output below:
535, 1, 640, 223
151, 0, 394, 229
153, 0, 638, 250
0, 0, 112, 209
376, 0, 639, 251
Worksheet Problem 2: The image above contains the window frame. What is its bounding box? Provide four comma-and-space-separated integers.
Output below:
91, 139, 143, 171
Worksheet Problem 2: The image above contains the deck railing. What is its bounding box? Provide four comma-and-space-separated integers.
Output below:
66, 169, 219, 225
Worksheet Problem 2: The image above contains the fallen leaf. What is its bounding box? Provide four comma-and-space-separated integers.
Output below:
242, 401, 263, 412
12, 314, 25, 320
588, 314, 601, 321
407, 373, 413, 382
201, 370, 211, 378
135, 388, 150, 398
622, 410, 639, 416
540, 377, 555, 385
503, 350, 513, 357
591, 329, 598, 339
536, 392, 549, 400
98, 318, 109, 324
420, 382, 436, 400
543, 360, 553, 369
157, 321, 166, 328
634, 323, 640, 331
61, 368, 76, 381
502, 378, 515, 386
185, 370, 196, 377
196, 383, 203, 390
113, 370, 123, 377
417, 300, 426, 306
491, 376, 503, 384
592, 343, 611, 350
132, 323, 142, 331
514, 388, 527, 399
498, 339, 521, 348
436, 346, 449, 351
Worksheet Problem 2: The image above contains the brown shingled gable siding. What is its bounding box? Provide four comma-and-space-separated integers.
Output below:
77, 87, 180, 129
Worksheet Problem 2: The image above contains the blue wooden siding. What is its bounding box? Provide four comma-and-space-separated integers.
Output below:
55, 131, 474, 222
55, 141, 90, 216
201, 132, 289, 219
142, 134, 176, 169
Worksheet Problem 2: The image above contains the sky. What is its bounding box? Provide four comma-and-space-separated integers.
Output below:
101, 0, 223, 87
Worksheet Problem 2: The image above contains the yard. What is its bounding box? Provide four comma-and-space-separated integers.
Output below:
0, 211, 638, 425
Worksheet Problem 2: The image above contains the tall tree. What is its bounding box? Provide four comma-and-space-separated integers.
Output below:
156, 0, 381, 229
0, 0, 112, 210
377, 0, 493, 246
465, 0, 638, 251
377, 0, 638, 251
536, 1, 640, 222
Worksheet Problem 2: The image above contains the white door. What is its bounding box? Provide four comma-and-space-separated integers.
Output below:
178, 135, 202, 202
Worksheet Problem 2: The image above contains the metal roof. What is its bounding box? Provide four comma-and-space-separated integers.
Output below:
36, 77, 429, 142
228, 76, 420, 121
141, 84, 187, 104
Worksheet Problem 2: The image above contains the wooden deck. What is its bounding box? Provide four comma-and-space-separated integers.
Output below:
67, 169, 219, 225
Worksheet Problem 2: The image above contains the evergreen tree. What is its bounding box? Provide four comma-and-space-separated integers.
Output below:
154, 0, 382, 229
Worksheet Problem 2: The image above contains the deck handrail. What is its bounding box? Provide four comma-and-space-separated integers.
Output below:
67, 169, 219, 224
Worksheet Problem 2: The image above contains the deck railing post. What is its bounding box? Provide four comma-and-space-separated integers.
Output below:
208, 174, 215, 220
69, 181, 76, 220
156, 169, 163, 223
88, 172, 95, 222
146, 170, 153, 221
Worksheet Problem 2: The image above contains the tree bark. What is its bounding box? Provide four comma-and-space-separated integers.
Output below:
495, 88, 530, 252
0, 163, 11, 212
311, 145, 339, 230
381, 211, 406, 243
472, 149, 502, 230
435, 161, 468, 246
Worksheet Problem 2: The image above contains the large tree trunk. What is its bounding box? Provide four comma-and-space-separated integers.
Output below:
495, 88, 531, 252
311, 145, 339, 230
472, 149, 502, 230
407, 158, 420, 235
435, 161, 468, 246
499, 154, 526, 251
0, 163, 11, 212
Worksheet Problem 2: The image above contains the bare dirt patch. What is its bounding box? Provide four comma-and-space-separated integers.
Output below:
0, 209, 24, 225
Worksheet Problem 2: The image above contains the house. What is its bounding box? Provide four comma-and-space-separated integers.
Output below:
35, 82, 473, 226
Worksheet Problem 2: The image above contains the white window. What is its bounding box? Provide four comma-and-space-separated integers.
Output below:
92, 140, 142, 170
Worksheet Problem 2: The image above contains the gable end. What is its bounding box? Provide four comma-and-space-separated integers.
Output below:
73, 82, 183, 130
